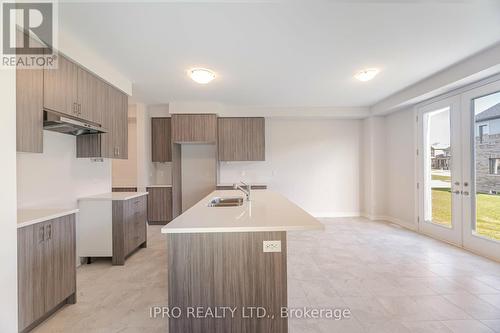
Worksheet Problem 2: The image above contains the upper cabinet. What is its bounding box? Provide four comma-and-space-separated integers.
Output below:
44, 54, 103, 124
218, 117, 265, 161
76, 83, 128, 159
43, 54, 79, 118
111, 87, 128, 159
77, 67, 103, 124
152, 118, 172, 162
18, 49, 129, 157
16, 66, 43, 153
171, 114, 217, 143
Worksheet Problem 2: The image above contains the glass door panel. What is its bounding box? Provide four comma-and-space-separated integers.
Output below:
461, 80, 500, 261
417, 97, 462, 245
472, 91, 500, 242
423, 107, 453, 227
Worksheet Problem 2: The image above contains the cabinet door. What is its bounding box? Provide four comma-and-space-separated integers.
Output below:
44, 216, 76, 312
43, 54, 78, 117
171, 114, 217, 143
134, 196, 147, 246
111, 88, 128, 159
147, 187, 172, 222
18, 224, 45, 332
77, 80, 113, 158
77, 67, 102, 124
218, 117, 265, 161
151, 118, 172, 162
16, 66, 43, 153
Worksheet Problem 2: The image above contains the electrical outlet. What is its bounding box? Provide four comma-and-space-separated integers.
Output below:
263, 240, 281, 253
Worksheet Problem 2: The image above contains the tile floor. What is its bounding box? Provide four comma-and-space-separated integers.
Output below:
34, 217, 500, 333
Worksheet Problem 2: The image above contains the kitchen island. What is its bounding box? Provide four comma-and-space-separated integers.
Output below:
161, 190, 323, 333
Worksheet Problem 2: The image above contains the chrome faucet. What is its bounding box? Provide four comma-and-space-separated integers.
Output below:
233, 181, 251, 201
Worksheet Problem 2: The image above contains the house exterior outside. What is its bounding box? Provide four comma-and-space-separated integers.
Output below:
431, 145, 451, 170
475, 103, 500, 194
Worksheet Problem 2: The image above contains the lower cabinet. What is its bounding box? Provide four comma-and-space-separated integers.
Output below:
78, 194, 147, 266
18, 214, 76, 333
146, 187, 172, 225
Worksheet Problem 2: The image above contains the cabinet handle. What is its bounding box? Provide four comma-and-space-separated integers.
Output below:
45, 224, 52, 240
78, 103, 82, 115
38, 225, 45, 243
72, 102, 77, 114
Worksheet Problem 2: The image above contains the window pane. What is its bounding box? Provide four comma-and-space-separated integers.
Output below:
424, 108, 452, 227
473, 91, 500, 241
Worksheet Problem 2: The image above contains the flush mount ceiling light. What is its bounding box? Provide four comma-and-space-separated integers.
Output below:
354, 68, 380, 82
189, 68, 216, 84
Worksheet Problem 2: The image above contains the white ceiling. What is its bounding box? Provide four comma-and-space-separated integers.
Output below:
59, 1, 500, 107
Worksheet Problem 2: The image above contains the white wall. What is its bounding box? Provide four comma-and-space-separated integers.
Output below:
0, 65, 18, 332
219, 118, 361, 217
17, 131, 112, 209
384, 108, 417, 229
181, 144, 217, 211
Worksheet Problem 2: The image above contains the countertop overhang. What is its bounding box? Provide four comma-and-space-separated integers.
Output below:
161, 190, 324, 234
78, 192, 148, 201
17, 208, 79, 228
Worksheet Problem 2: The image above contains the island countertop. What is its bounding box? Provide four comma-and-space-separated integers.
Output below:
78, 192, 148, 201
161, 190, 324, 234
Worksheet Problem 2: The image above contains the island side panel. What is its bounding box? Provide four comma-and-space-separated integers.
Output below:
168, 231, 288, 333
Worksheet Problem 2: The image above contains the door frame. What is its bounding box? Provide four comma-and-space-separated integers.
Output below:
416, 96, 463, 246
460, 80, 500, 261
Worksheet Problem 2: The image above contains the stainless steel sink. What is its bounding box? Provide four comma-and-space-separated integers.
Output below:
208, 196, 244, 207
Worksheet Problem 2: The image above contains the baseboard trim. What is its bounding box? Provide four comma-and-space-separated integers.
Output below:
312, 212, 361, 218
360, 213, 418, 231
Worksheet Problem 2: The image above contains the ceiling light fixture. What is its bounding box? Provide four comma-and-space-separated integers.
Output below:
189, 68, 216, 84
354, 68, 380, 82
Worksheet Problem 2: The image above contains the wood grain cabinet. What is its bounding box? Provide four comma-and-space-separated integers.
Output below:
77, 67, 103, 124
110, 87, 129, 159
218, 117, 265, 161
76, 83, 128, 159
16, 66, 43, 153
78, 194, 147, 266
171, 114, 217, 143
43, 54, 79, 118
44, 54, 103, 124
18, 215, 76, 333
151, 118, 172, 162
146, 187, 172, 225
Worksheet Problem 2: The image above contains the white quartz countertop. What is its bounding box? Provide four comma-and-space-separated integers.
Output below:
79, 192, 148, 201
161, 190, 324, 234
17, 208, 79, 228
112, 185, 172, 188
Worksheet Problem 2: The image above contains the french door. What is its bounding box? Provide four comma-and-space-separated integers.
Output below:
417, 96, 463, 246
417, 80, 500, 261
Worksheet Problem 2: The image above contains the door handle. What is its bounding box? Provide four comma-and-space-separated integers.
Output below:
462, 191, 470, 196
453, 190, 461, 194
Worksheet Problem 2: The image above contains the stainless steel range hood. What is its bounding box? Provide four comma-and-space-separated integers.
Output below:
43, 110, 107, 136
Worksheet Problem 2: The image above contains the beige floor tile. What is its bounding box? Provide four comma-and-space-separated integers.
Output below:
482, 320, 500, 333
31, 218, 500, 333
442, 319, 495, 333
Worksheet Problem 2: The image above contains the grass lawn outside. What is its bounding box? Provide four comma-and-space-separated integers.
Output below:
431, 188, 500, 241
431, 174, 452, 182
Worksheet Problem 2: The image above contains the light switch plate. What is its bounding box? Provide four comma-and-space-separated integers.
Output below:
263, 240, 281, 253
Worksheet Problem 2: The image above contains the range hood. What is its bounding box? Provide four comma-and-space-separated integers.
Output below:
43, 110, 107, 136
